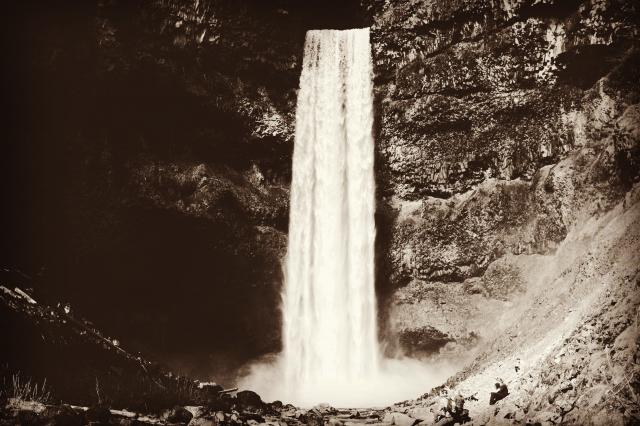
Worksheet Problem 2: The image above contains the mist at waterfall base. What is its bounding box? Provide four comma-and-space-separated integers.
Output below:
239, 352, 458, 408
240, 28, 454, 408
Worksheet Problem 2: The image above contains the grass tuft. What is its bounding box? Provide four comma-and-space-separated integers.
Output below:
1, 372, 52, 404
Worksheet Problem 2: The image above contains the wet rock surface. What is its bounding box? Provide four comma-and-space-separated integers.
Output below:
371, 0, 638, 198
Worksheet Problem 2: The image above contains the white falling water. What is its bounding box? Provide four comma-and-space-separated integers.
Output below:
240, 28, 455, 408
282, 28, 379, 406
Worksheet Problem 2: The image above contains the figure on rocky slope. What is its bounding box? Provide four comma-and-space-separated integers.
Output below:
489, 379, 509, 405
433, 392, 471, 426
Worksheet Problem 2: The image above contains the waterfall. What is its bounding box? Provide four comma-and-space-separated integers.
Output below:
282, 28, 379, 406
241, 27, 449, 408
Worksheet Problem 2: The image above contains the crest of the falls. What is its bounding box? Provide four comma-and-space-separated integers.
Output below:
282, 28, 379, 406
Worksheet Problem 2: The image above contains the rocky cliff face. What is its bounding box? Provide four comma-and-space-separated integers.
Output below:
368, 0, 639, 354
366, 1, 639, 421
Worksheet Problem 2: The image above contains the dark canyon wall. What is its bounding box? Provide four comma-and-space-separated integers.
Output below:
2, 0, 342, 379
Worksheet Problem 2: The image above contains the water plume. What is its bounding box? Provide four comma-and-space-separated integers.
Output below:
281, 27, 378, 406
241, 28, 453, 408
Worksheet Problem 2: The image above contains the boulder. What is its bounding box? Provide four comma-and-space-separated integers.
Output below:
6, 398, 46, 414
200, 383, 225, 405
43, 404, 84, 426
313, 403, 337, 415
304, 411, 324, 426
268, 400, 283, 412
382, 412, 418, 426
406, 407, 432, 422
280, 404, 297, 417
189, 417, 217, 426
211, 393, 234, 412
242, 412, 266, 423
236, 390, 264, 411
17, 409, 39, 425
85, 405, 112, 424
162, 405, 193, 424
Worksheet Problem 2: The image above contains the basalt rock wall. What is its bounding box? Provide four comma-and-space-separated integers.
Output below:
368, 0, 639, 353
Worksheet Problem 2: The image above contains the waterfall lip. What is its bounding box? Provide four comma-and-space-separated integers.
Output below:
305, 27, 371, 31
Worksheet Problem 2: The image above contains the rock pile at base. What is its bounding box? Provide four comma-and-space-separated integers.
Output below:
1, 396, 387, 426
